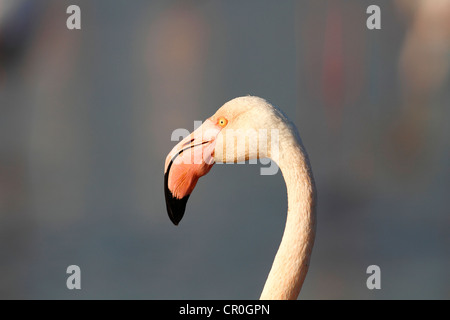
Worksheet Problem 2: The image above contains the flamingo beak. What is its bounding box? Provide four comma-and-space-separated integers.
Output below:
164, 119, 221, 225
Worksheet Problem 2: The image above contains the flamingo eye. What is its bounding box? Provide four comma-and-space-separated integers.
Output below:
218, 117, 228, 127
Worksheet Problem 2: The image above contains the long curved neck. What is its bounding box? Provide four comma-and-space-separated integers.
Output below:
260, 128, 316, 300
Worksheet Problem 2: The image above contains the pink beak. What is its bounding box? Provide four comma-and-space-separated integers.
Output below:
164, 119, 222, 225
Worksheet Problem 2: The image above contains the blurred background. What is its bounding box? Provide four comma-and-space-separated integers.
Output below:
0, 0, 449, 299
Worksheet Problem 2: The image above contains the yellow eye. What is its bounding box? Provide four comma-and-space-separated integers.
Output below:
218, 117, 228, 127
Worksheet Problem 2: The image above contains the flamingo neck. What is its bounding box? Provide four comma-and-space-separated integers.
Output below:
259, 130, 316, 300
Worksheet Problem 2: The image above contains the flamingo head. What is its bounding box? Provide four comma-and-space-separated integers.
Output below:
164, 96, 281, 225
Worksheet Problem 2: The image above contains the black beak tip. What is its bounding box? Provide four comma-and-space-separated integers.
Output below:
165, 193, 190, 226
164, 169, 190, 226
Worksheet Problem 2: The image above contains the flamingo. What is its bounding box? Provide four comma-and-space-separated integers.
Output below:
164, 96, 316, 300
